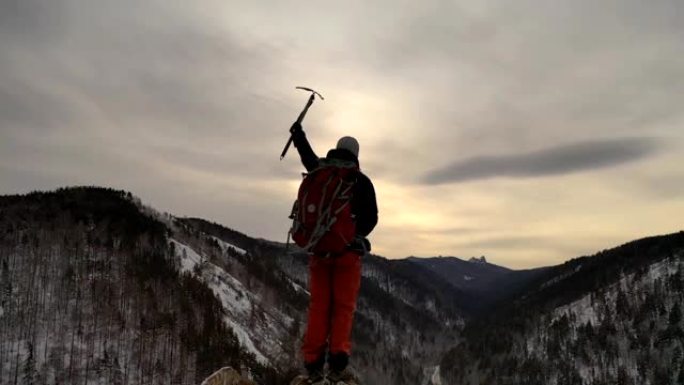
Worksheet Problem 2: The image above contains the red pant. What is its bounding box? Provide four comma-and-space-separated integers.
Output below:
302, 251, 362, 364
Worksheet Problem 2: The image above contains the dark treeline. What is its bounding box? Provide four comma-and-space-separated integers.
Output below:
0, 187, 280, 385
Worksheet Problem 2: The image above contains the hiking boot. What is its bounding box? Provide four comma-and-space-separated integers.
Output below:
299, 355, 325, 385
289, 373, 326, 385
327, 369, 360, 385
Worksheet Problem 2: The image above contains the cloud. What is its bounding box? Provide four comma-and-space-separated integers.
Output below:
423, 138, 663, 184
1, 0, 683, 266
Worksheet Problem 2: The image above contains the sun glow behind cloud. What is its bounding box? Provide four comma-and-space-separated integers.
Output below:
1, 0, 683, 269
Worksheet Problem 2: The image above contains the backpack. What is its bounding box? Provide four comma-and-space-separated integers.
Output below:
289, 159, 358, 254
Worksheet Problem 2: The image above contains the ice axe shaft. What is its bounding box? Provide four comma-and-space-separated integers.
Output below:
295, 92, 316, 124
280, 87, 324, 160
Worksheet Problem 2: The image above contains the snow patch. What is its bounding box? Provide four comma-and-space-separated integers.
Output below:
552, 258, 680, 326
430, 365, 442, 385
463, 275, 474, 281
553, 293, 599, 326
423, 365, 442, 385
540, 264, 582, 289
431, 365, 442, 385
171, 239, 203, 273
288, 278, 309, 295
170, 239, 268, 363
224, 318, 269, 364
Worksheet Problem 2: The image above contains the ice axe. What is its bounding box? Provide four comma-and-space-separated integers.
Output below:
280, 87, 324, 160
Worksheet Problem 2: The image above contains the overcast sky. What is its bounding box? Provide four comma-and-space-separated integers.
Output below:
2, 0, 683, 268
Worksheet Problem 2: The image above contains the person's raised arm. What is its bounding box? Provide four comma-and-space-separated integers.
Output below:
290, 122, 319, 172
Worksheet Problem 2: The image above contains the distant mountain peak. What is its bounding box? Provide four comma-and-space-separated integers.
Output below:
469, 256, 488, 264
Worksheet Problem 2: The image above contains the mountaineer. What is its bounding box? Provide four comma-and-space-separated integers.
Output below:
288, 121, 378, 385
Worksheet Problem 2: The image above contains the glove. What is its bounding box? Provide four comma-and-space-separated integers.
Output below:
290, 122, 303, 134
363, 238, 371, 252
349, 236, 371, 255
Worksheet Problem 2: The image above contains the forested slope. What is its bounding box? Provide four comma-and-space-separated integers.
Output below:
440, 232, 684, 385
0, 187, 278, 385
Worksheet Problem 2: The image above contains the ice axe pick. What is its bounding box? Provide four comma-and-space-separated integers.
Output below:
280, 87, 324, 160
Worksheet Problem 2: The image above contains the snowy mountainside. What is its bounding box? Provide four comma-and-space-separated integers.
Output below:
0, 187, 467, 385
4, 187, 681, 385
0, 187, 279, 385
170, 239, 279, 365
180, 218, 465, 385
166, 220, 307, 373
440, 231, 684, 385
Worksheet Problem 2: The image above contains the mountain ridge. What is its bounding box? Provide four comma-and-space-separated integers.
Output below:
1, 186, 681, 385
440, 231, 684, 385
0, 187, 467, 385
